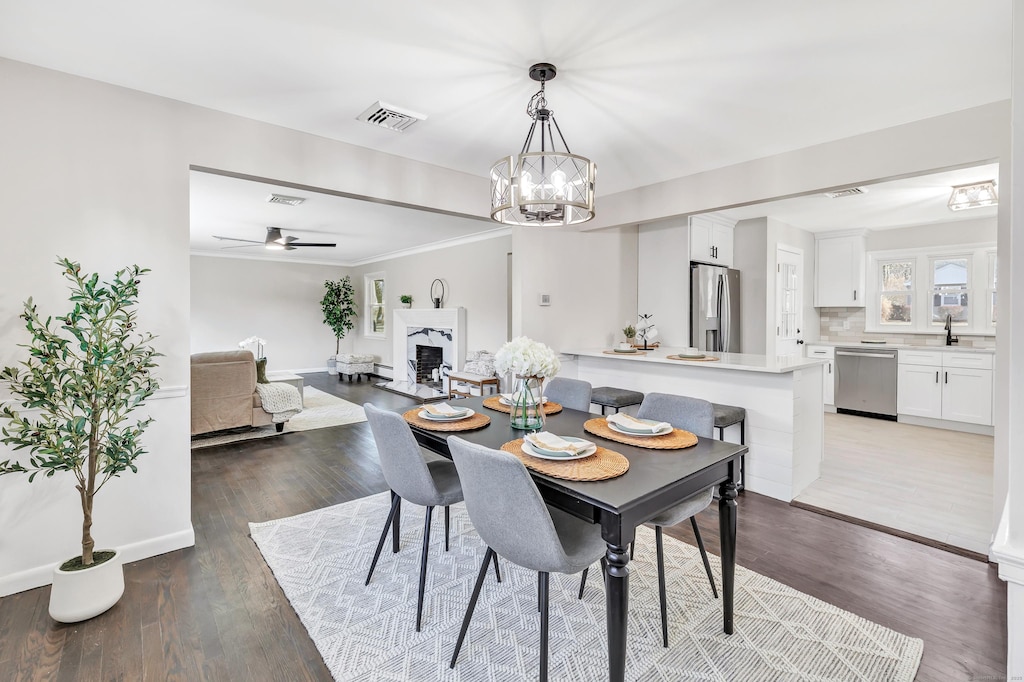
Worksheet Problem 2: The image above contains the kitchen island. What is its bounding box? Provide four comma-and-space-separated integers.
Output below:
561, 347, 827, 502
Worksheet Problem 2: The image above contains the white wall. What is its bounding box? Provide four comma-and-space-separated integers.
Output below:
346, 234, 512, 367
190, 256, 344, 372
732, 217, 818, 356
513, 225, 639, 353
0, 56, 488, 596
866, 216, 997, 251
733, 218, 769, 354
586, 101, 1009, 231
637, 220, 688, 346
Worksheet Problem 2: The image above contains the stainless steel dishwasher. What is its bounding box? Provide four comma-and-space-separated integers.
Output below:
834, 346, 898, 419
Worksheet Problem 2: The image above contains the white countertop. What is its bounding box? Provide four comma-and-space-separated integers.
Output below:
806, 340, 995, 354
565, 347, 828, 374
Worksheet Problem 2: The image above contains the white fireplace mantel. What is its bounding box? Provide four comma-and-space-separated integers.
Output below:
393, 307, 467, 382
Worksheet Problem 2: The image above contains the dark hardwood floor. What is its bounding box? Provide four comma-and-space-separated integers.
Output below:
0, 373, 1006, 681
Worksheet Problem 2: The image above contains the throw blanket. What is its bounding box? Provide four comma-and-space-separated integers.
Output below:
255, 383, 303, 423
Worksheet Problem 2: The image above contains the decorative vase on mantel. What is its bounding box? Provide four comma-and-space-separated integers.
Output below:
510, 375, 545, 430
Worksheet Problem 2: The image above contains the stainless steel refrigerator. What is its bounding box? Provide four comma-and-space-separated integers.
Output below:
690, 263, 741, 352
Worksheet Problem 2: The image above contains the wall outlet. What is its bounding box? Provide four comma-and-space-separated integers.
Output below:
842, 319, 850, 330
538, 293, 551, 306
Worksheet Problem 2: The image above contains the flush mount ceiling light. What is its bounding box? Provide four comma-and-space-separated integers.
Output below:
948, 180, 997, 211
489, 63, 596, 226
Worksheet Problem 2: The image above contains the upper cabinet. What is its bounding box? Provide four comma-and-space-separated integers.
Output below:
814, 231, 866, 307
689, 215, 735, 267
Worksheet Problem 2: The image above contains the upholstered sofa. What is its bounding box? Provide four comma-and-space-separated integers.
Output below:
191, 350, 280, 436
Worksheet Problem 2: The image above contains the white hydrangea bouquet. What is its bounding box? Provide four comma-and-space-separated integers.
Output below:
494, 337, 560, 430
238, 336, 267, 359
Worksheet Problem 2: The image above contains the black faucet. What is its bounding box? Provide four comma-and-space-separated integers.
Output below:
944, 314, 959, 346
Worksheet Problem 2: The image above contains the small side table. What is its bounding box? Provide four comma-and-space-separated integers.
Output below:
448, 372, 500, 399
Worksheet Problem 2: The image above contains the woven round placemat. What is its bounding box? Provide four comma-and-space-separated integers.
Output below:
403, 409, 491, 432
482, 396, 563, 415
583, 418, 698, 450
665, 354, 720, 362
602, 350, 647, 356
501, 439, 629, 481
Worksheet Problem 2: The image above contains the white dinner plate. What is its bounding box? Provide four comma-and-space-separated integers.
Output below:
521, 437, 597, 461
606, 420, 673, 437
419, 408, 474, 422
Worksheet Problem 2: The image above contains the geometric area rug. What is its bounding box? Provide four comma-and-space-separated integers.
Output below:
191, 386, 366, 449
249, 492, 924, 682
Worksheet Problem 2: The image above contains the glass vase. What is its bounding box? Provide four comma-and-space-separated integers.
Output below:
509, 375, 545, 430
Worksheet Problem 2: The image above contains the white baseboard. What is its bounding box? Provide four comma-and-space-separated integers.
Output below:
898, 414, 994, 436
0, 526, 195, 598
289, 367, 330, 375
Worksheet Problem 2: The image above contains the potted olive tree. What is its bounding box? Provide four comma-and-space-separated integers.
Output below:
0, 258, 160, 622
321, 276, 357, 374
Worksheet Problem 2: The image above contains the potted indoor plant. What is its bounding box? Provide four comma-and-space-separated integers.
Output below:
399, 294, 413, 308
622, 324, 636, 346
0, 258, 160, 622
321, 276, 357, 374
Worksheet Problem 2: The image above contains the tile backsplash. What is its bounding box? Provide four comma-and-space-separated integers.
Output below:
818, 307, 996, 349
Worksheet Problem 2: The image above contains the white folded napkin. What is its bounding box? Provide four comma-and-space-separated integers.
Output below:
422, 402, 467, 416
607, 413, 671, 433
525, 432, 593, 455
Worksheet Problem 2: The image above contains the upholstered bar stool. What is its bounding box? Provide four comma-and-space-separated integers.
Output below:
712, 403, 747, 491
591, 386, 644, 415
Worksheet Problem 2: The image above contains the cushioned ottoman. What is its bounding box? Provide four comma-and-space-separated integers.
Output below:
337, 353, 374, 382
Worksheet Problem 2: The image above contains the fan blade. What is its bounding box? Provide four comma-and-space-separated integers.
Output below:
289, 242, 337, 248
220, 243, 260, 249
213, 235, 263, 244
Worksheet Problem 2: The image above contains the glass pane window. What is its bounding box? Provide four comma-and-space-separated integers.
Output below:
879, 259, 913, 324
930, 257, 969, 325
365, 274, 386, 336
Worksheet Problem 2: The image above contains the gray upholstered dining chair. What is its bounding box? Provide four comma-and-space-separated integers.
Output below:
447, 436, 607, 682
363, 403, 499, 632
579, 392, 719, 648
544, 377, 593, 412
636, 392, 718, 646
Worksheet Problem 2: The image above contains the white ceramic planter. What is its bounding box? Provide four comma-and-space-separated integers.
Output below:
48, 549, 125, 623
327, 356, 338, 375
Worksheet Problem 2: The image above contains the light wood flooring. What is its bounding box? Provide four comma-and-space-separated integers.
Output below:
795, 412, 994, 556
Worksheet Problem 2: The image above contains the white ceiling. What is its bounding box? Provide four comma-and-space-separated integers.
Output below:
708, 163, 1000, 233
1, 1, 1011, 259
189, 171, 503, 266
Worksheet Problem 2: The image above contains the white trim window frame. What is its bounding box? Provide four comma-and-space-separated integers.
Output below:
927, 253, 971, 330
874, 256, 916, 329
364, 271, 386, 339
865, 243, 996, 336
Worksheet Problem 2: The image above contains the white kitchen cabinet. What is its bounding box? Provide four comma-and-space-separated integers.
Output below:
814, 232, 866, 308
689, 215, 734, 267
897, 364, 943, 419
896, 350, 993, 426
806, 345, 835, 406
941, 367, 993, 425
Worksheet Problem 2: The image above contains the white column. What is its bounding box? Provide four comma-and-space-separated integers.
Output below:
992, 3, 1024, 677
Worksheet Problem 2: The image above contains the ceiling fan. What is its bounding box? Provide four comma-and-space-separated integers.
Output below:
213, 227, 337, 251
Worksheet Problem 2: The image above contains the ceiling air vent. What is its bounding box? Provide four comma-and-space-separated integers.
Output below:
266, 193, 306, 206
823, 187, 868, 199
357, 101, 427, 132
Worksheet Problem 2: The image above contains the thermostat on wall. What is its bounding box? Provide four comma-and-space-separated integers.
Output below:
538, 294, 551, 306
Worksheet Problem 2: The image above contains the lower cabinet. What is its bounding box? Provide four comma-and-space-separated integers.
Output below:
806, 345, 835, 407
897, 364, 943, 419
896, 354, 993, 426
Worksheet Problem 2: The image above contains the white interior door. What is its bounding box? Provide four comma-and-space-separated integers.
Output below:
776, 246, 804, 357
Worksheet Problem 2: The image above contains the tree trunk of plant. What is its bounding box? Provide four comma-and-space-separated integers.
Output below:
80, 485, 94, 565
336, 336, 340, 355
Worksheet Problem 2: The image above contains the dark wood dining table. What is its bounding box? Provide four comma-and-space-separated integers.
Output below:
405, 396, 747, 682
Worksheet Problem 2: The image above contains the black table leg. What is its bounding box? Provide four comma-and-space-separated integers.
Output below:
718, 478, 738, 635
604, 542, 630, 682
391, 492, 401, 554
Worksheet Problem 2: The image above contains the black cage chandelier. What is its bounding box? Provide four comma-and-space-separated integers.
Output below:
490, 63, 596, 226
